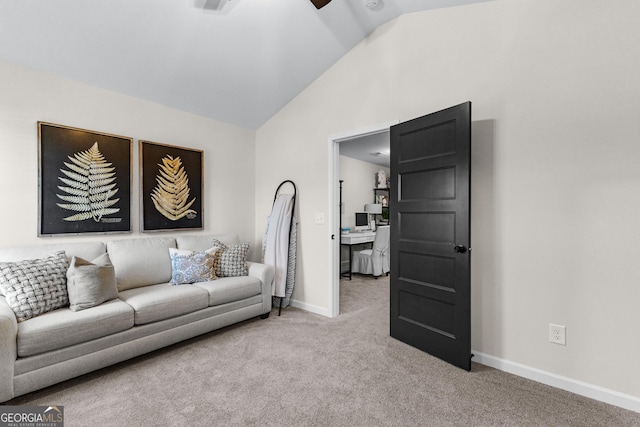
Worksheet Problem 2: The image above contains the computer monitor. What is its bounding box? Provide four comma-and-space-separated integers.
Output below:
354, 212, 370, 232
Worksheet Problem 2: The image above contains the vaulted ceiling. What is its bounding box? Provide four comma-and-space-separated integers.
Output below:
0, 0, 487, 129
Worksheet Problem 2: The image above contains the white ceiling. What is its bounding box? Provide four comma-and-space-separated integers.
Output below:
340, 131, 390, 168
0, 0, 486, 129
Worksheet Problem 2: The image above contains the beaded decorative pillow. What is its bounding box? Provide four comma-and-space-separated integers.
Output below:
0, 251, 69, 322
209, 239, 249, 277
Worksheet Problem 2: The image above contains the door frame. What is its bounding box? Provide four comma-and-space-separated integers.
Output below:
327, 120, 398, 318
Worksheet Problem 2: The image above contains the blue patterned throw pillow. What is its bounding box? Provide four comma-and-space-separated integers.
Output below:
169, 248, 217, 285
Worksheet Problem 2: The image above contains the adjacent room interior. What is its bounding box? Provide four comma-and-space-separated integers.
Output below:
338, 130, 390, 282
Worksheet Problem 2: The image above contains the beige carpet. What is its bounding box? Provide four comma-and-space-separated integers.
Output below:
5, 274, 640, 426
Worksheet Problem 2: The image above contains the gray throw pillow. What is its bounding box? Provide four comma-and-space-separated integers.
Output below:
66, 253, 118, 312
0, 251, 69, 322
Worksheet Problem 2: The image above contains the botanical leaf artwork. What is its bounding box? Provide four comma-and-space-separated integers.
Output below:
56, 142, 120, 222
150, 155, 197, 221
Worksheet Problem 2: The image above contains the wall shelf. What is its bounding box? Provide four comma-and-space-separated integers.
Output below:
373, 188, 389, 224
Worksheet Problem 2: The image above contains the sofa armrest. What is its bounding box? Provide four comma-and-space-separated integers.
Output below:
246, 262, 275, 314
0, 297, 17, 402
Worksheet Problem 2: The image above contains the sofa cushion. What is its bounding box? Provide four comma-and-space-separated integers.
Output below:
107, 237, 176, 291
0, 242, 106, 264
0, 251, 69, 322
194, 276, 261, 306
210, 239, 249, 277
176, 233, 238, 252
17, 299, 134, 357
169, 248, 217, 285
66, 253, 118, 312
118, 283, 209, 325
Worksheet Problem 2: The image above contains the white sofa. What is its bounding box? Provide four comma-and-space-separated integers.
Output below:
0, 234, 274, 402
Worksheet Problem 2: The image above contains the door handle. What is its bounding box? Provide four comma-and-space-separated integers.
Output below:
453, 245, 467, 254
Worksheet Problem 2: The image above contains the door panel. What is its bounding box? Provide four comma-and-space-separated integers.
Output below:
398, 290, 455, 334
398, 252, 455, 289
397, 121, 457, 162
390, 102, 471, 371
401, 167, 456, 200
399, 212, 455, 243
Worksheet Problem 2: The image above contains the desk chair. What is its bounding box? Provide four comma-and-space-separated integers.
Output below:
351, 225, 390, 278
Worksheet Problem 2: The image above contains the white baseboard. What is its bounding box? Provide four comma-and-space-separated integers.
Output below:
289, 299, 330, 317
472, 351, 640, 414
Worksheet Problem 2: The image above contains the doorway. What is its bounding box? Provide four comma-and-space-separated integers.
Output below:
330, 103, 472, 370
328, 120, 397, 317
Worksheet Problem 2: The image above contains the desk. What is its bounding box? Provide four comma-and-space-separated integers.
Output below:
341, 231, 376, 279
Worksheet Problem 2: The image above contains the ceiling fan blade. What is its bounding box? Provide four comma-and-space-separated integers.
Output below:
202, 0, 228, 11
310, 0, 331, 9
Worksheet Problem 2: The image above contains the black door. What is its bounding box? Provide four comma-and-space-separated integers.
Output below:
389, 102, 472, 371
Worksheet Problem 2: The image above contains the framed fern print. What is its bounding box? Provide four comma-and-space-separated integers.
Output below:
38, 122, 132, 236
139, 140, 203, 232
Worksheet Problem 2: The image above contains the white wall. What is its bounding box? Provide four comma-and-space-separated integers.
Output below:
339, 155, 389, 230
0, 61, 258, 257
255, 0, 640, 402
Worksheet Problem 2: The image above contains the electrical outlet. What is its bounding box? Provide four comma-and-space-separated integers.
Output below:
549, 324, 566, 345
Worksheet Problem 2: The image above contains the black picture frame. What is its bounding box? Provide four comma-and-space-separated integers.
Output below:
38, 122, 132, 236
140, 140, 204, 232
